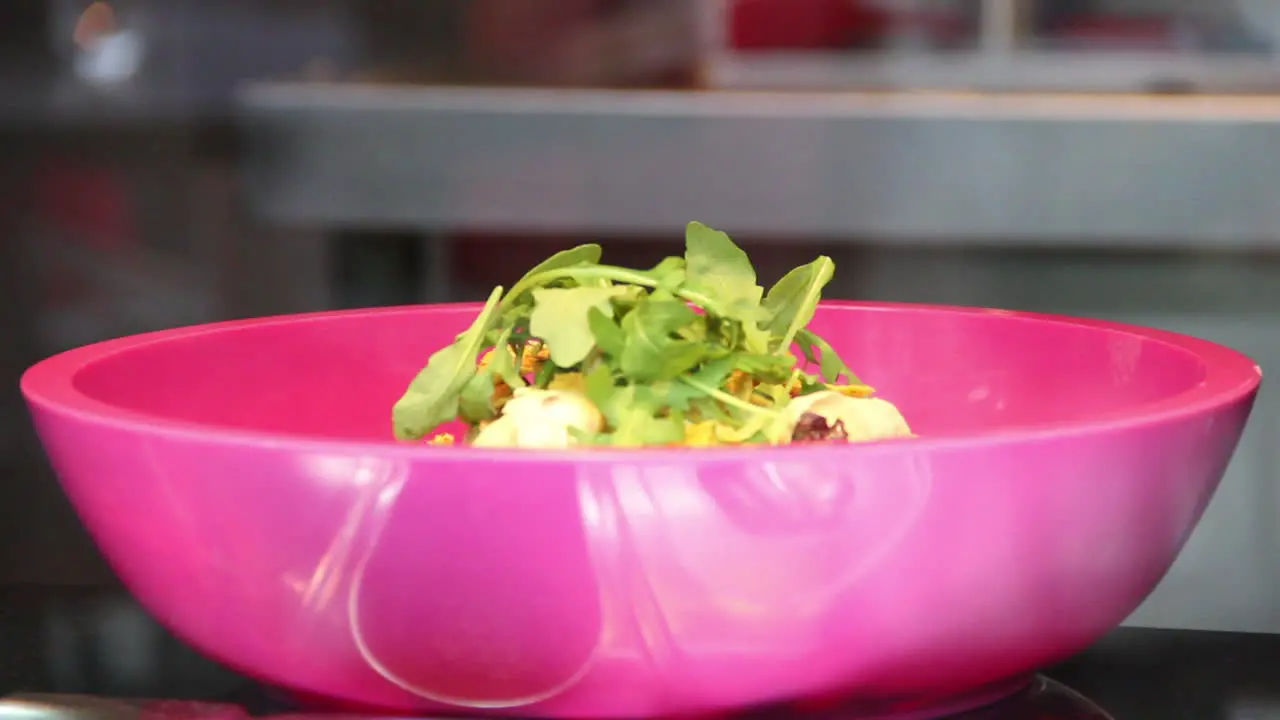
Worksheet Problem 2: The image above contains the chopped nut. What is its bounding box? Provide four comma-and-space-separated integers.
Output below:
520, 342, 552, 375
726, 369, 753, 398
491, 381, 514, 411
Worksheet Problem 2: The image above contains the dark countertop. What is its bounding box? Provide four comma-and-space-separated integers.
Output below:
1, 586, 1278, 719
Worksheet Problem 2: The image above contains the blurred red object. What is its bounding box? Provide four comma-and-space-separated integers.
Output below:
463, 0, 696, 86
464, 0, 598, 82
1051, 15, 1184, 50
727, 0, 889, 50
34, 160, 135, 252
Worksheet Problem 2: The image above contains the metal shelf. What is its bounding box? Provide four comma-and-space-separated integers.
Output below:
236, 83, 1280, 245
704, 51, 1280, 93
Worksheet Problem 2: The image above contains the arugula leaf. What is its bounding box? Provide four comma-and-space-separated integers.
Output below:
740, 321, 774, 355
529, 286, 627, 367
645, 356, 737, 416
796, 328, 863, 385
649, 256, 687, 293
534, 359, 557, 388
716, 408, 773, 444
762, 256, 835, 351
392, 285, 504, 440
502, 244, 603, 309
618, 298, 700, 382
658, 341, 707, 380
678, 373, 777, 423
676, 313, 708, 343
683, 222, 764, 317
794, 339, 819, 367
486, 326, 524, 389
690, 395, 736, 425
760, 383, 799, 443
587, 306, 627, 357
463, 328, 520, 420
608, 387, 684, 447
567, 427, 612, 446
505, 317, 532, 357
585, 363, 619, 426
732, 352, 796, 382
689, 355, 736, 388
458, 372, 497, 423
796, 373, 826, 396
647, 380, 694, 413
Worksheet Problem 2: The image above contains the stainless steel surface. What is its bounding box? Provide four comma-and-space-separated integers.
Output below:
237, 84, 1280, 244
0, 695, 249, 719
3, 582, 1280, 720
0, 695, 156, 720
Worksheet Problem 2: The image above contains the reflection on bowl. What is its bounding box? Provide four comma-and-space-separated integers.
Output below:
20, 301, 1259, 718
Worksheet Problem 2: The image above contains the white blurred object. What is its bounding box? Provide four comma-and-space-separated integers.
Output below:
51, 0, 358, 106
53, 0, 150, 87
75, 28, 146, 86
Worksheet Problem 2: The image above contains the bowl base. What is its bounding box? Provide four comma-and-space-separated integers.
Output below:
777, 675, 1034, 720
786, 675, 1112, 720
279, 675, 1046, 720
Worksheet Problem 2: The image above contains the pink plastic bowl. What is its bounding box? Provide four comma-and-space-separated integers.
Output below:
21, 301, 1260, 719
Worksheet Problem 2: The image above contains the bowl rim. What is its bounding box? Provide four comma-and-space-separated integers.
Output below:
20, 300, 1263, 464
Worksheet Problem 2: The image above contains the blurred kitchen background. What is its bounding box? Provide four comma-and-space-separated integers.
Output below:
3, 0, 1280, 702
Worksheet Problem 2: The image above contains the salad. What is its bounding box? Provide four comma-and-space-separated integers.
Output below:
392, 222, 913, 449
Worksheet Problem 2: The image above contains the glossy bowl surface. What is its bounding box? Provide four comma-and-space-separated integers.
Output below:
21, 302, 1260, 718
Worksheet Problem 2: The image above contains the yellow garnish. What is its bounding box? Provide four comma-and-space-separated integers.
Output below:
684, 421, 719, 448
427, 433, 456, 445
478, 345, 520, 374
827, 384, 876, 398
548, 372, 587, 394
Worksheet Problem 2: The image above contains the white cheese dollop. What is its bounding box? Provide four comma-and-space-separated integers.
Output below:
472, 388, 605, 449
783, 390, 913, 442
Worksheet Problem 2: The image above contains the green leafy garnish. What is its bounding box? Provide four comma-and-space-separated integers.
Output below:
392, 222, 870, 446
618, 299, 702, 383
586, 307, 627, 357
684, 221, 764, 319
795, 328, 862, 386
529, 287, 628, 367
393, 285, 504, 440
763, 257, 835, 351
503, 244, 603, 309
